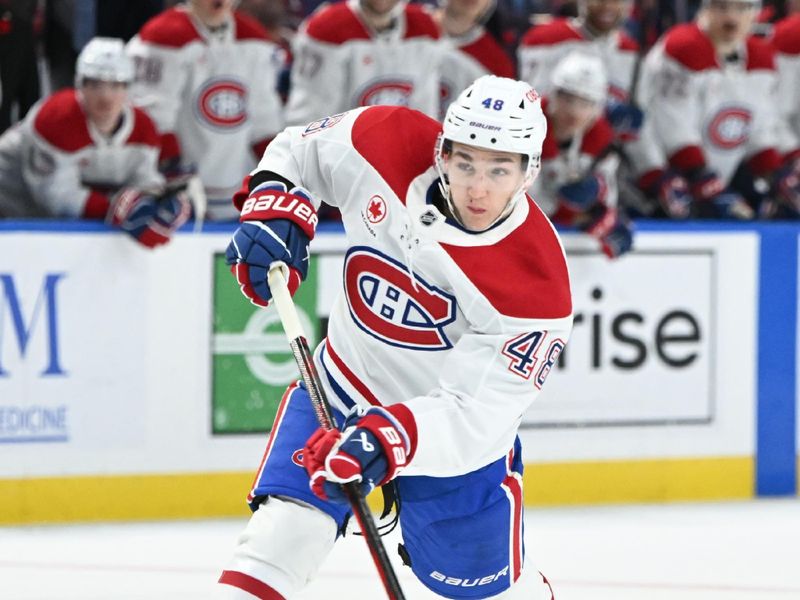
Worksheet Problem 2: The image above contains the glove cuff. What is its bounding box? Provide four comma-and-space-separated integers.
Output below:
239, 188, 318, 240
359, 405, 418, 484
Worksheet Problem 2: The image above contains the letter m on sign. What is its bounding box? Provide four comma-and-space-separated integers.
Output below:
0, 273, 67, 377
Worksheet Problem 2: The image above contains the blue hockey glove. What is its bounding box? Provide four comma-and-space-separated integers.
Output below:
303, 406, 417, 504
584, 205, 633, 259
606, 101, 644, 141
655, 171, 692, 219
773, 159, 800, 216
108, 188, 191, 248
225, 181, 317, 307
687, 168, 754, 220
558, 174, 606, 211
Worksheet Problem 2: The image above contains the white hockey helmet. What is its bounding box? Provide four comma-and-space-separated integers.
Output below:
75, 37, 134, 87
438, 75, 547, 181
551, 52, 608, 105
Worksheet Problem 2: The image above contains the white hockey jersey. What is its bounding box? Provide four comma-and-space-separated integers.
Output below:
439, 27, 515, 119
773, 14, 800, 159
517, 18, 640, 102
530, 98, 618, 216
127, 6, 285, 219
246, 106, 573, 477
636, 23, 782, 183
0, 89, 163, 218
285, 0, 444, 126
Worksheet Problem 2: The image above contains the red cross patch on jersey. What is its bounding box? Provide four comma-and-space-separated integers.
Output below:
344, 247, 457, 350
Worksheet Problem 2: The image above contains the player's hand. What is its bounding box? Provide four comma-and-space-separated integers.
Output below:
687, 168, 754, 220
108, 188, 191, 248
225, 181, 317, 307
584, 204, 633, 259
773, 159, 800, 216
606, 101, 644, 141
302, 406, 416, 504
558, 174, 606, 211
655, 171, 692, 219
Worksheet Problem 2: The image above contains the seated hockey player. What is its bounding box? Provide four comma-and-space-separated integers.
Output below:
219, 76, 571, 599
517, 0, 644, 142
531, 52, 632, 259
0, 37, 190, 245
435, 0, 516, 117
633, 0, 800, 219
285, 0, 443, 126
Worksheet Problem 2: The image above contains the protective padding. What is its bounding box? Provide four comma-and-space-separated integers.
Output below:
221, 496, 338, 598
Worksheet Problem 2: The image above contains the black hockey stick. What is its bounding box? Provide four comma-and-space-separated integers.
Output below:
267, 265, 407, 600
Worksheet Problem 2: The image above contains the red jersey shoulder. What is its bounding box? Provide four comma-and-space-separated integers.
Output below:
520, 18, 583, 47
138, 7, 201, 48
746, 35, 776, 70
773, 14, 800, 55
581, 116, 614, 157
127, 108, 161, 148
351, 106, 441, 203
403, 4, 440, 40
617, 31, 639, 52
663, 23, 718, 71
459, 31, 515, 78
441, 200, 572, 319
233, 11, 273, 42
305, 2, 370, 44
33, 89, 93, 153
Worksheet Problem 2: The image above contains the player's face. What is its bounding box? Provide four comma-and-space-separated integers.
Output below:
80, 80, 127, 133
443, 0, 493, 24
444, 143, 527, 231
190, 0, 235, 26
550, 90, 599, 138
360, 0, 402, 18
583, 0, 628, 34
703, 0, 757, 45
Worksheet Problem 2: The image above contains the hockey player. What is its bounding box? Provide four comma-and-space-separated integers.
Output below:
0, 37, 190, 246
634, 0, 800, 219
773, 7, 800, 166
436, 0, 515, 118
127, 0, 285, 220
219, 76, 569, 599
517, 0, 644, 141
285, 0, 443, 126
531, 53, 632, 258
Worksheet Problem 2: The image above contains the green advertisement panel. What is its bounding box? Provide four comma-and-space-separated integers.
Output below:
211, 254, 319, 434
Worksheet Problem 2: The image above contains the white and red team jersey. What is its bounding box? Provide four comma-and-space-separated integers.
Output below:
772, 14, 800, 160
246, 106, 573, 476
517, 18, 639, 102
530, 98, 618, 216
635, 23, 783, 183
0, 89, 163, 218
286, 0, 443, 126
127, 6, 285, 219
438, 28, 515, 118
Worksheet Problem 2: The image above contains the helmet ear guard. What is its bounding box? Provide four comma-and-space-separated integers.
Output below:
435, 76, 547, 229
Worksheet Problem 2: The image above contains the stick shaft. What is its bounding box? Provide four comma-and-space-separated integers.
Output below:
267, 265, 406, 600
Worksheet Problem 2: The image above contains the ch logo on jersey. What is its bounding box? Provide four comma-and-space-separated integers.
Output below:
706, 107, 752, 150
302, 112, 347, 137
502, 332, 564, 389
196, 78, 247, 129
365, 195, 387, 224
344, 247, 456, 350
358, 80, 414, 107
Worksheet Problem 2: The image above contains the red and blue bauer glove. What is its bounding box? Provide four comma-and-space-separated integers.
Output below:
303, 405, 417, 504
107, 187, 191, 248
225, 180, 318, 306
